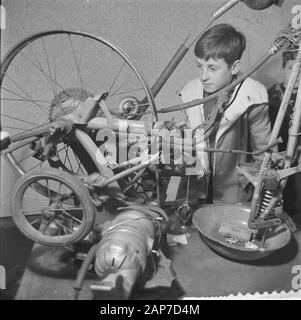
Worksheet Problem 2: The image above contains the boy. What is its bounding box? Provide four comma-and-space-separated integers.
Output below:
179, 23, 272, 204
268, 45, 301, 222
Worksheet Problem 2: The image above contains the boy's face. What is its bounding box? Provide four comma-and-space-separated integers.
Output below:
283, 59, 299, 90
196, 57, 239, 93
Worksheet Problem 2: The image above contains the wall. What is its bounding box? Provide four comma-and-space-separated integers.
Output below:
1, 0, 300, 217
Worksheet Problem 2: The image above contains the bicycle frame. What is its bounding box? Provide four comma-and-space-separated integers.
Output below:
248, 39, 301, 229
1, 1, 301, 233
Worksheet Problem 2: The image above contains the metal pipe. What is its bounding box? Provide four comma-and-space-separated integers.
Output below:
283, 43, 301, 171
151, 35, 190, 98
10, 123, 51, 142
73, 244, 97, 300
212, 0, 241, 19
269, 41, 301, 146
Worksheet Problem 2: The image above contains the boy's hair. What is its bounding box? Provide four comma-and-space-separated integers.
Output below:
282, 44, 299, 68
194, 24, 246, 67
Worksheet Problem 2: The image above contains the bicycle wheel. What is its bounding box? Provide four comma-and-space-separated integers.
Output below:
11, 168, 95, 246
1, 30, 156, 177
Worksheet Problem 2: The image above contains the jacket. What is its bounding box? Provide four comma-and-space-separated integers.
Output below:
179, 77, 272, 203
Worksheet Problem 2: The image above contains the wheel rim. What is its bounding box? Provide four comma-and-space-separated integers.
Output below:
12, 173, 93, 246
1, 30, 156, 177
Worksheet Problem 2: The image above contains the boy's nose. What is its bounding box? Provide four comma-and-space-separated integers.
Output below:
201, 69, 209, 81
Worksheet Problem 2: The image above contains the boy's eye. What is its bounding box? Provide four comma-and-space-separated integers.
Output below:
210, 67, 216, 71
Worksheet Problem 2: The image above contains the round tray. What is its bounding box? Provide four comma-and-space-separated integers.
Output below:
192, 203, 291, 261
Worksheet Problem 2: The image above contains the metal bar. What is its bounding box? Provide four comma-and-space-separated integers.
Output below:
96, 153, 159, 188
151, 38, 190, 98
249, 41, 301, 224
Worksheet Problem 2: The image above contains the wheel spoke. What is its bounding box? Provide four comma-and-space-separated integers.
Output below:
2, 125, 31, 131
73, 153, 85, 175
1, 114, 41, 126
46, 178, 52, 205
49, 207, 84, 211
2, 98, 51, 103
2, 86, 49, 109
40, 219, 52, 234
109, 86, 144, 98
65, 149, 74, 172
61, 209, 82, 224
41, 38, 57, 98
21, 209, 43, 213
107, 61, 126, 95
29, 216, 43, 226
68, 34, 86, 93
20, 51, 67, 100
9, 121, 50, 136
5, 74, 48, 115
54, 220, 74, 233
29, 43, 56, 95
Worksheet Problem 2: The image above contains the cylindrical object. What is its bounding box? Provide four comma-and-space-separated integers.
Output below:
151, 43, 189, 98
87, 117, 152, 134
212, 0, 241, 19
94, 205, 167, 299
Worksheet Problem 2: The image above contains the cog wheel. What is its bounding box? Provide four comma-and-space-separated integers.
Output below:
49, 88, 93, 121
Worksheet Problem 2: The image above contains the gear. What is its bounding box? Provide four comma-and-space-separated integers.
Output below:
49, 88, 93, 121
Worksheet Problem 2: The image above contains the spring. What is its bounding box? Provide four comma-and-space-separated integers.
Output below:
259, 189, 275, 216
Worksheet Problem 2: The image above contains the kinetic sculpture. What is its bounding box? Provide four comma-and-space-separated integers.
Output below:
1, 0, 300, 298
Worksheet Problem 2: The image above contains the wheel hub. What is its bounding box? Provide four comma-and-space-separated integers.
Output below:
49, 88, 93, 121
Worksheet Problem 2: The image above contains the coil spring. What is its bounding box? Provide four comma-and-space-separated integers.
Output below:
258, 169, 281, 217
259, 189, 274, 215
259, 190, 283, 217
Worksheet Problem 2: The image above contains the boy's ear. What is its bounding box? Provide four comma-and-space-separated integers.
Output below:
231, 60, 241, 75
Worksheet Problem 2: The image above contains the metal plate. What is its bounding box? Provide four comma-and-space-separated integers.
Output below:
192, 203, 291, 261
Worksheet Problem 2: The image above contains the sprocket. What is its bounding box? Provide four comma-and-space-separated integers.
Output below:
49, 88, 93, 121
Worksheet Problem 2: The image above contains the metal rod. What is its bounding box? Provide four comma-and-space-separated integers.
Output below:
96, 153, 159, 188
10, 123, 51, 142
2, 136, 38, 154
249, 41, 301, 224
150, 35, 190, 98
269, 42, 301, 145
283, 44, 301, 171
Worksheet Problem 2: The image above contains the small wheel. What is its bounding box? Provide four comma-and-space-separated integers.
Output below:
1, 30, 156, 177
11, 168, 95, 246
